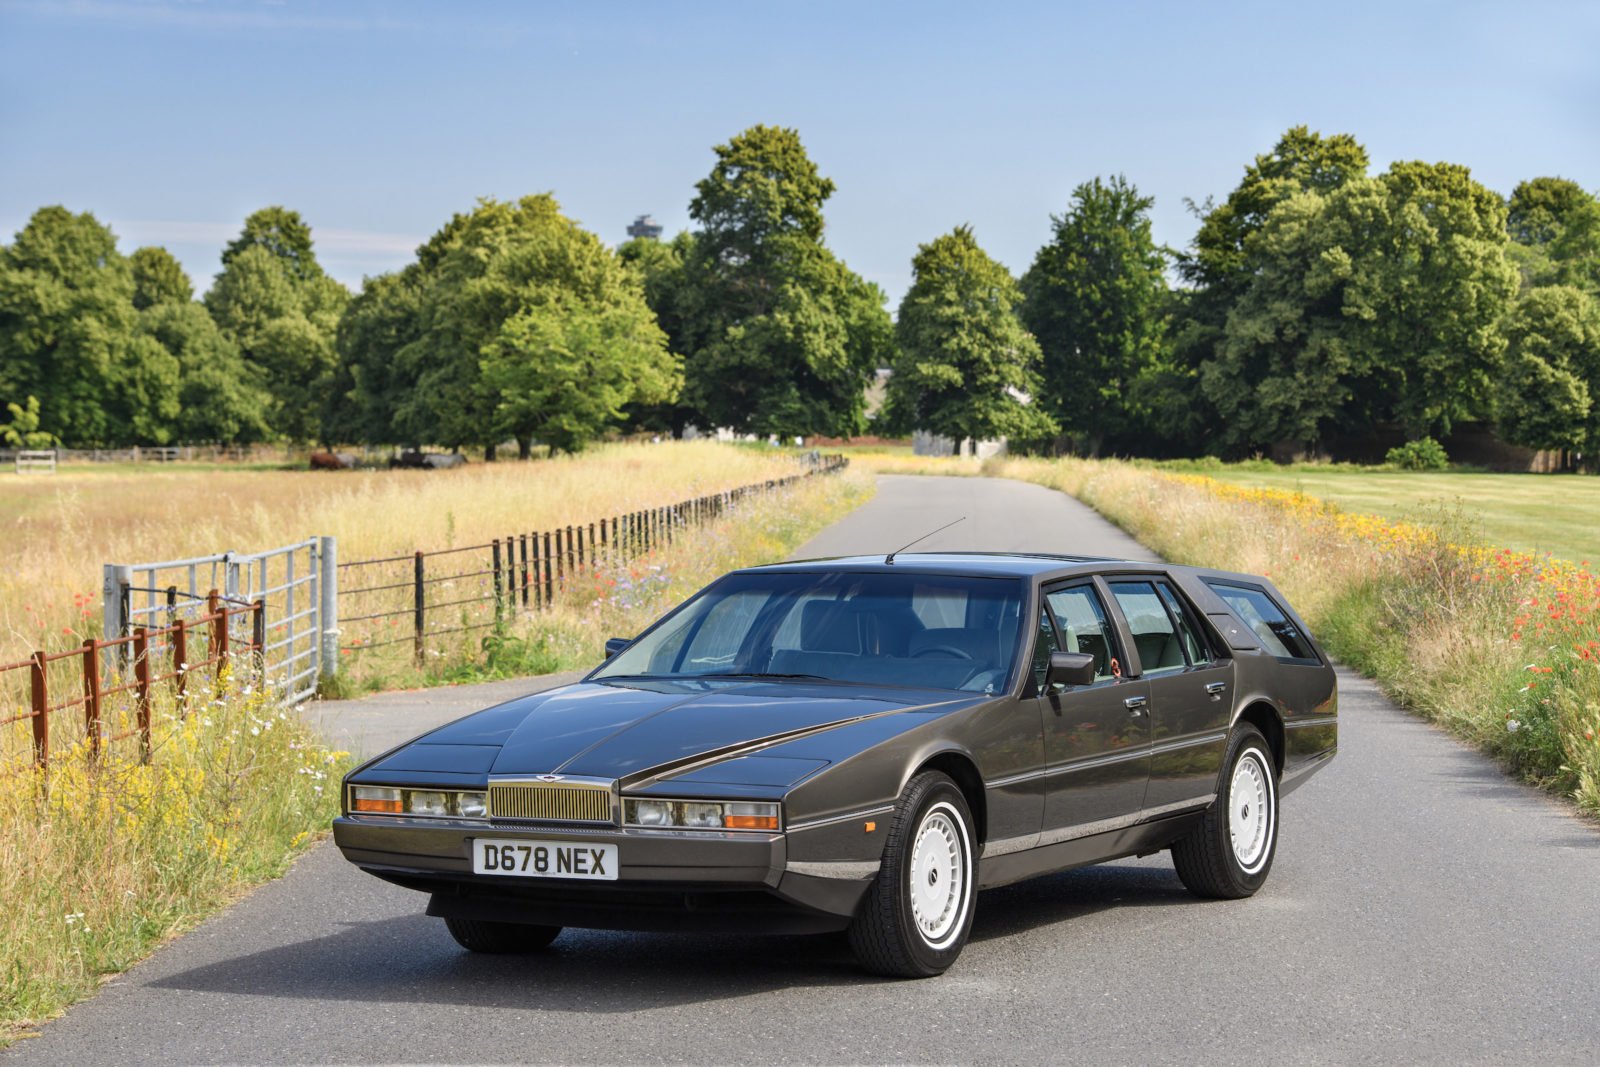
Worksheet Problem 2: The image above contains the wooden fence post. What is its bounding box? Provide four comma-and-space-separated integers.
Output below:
252, 600, 267, 688
133, 627, 152, 760
542, 531, 553, 605
173, 618, 189, 718
519, 534, 530, 608
30, 650, 49, 769
208, 590, 229, 701
81, 638, 102, 762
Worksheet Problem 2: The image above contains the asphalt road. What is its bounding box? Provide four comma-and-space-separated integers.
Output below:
8, 475, 1599, 1065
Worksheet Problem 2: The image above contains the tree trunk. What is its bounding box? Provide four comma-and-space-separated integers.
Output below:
517, 436, 533, 460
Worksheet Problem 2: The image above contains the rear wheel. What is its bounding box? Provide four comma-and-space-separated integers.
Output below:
848, 771, 977, 978
1172, 723, 1278, 899
443, 916, 562, 954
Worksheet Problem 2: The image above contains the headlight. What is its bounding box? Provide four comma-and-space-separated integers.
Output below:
407, 790, 451, 816
349, 786, 488, 819
622, 798, 780, 831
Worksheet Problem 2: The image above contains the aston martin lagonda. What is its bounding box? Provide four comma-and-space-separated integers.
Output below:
334, 553, 1337, 977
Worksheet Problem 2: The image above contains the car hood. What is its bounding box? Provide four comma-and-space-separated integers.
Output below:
362, 679, 977, 788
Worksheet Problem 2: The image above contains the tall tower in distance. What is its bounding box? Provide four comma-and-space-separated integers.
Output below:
626, 214, 663, 241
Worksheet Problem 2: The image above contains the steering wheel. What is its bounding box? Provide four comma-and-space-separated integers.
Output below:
912, 645, 974, 660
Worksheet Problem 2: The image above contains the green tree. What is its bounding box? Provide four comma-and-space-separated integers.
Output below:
1201, 162, 1519, 453
678, 125, 888, 437
0, 395, 58, 448
0, 207, 179, 445
207, 210, 349, 441
130, 246, 193, 309
1020, 175, 1169, 454
882, 226, 1056, 444
221, 206, 322, 283
369, 195, 678, 456
1508, 177, 1593, 246
325, 267, 426, 445
141, 301, 272, 443
1498, 285, 1600, 453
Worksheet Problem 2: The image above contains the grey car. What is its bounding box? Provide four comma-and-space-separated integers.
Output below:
335, 552, 1337, 977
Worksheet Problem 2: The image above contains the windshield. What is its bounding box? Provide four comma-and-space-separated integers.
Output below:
594, 570, 1026, 693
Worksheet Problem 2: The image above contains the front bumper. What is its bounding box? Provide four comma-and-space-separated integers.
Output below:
333, 815, 870, 932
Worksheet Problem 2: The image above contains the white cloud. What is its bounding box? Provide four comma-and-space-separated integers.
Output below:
117, 219, 423, 259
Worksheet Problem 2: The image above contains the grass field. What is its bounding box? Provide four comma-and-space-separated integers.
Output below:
0, 442, 807, 665
1187, 466, 1600, 563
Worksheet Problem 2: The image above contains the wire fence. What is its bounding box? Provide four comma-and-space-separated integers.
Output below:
1, 595, 263, 776
337, 453, 849, 661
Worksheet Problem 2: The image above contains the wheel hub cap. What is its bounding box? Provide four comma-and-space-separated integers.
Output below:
1228, 751, 1271, 872
909, 807, 965, 946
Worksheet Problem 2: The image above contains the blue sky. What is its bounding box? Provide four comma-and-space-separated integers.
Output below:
2, 0, 1596, 302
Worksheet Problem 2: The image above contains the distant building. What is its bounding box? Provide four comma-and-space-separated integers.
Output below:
626, 214, 663, 240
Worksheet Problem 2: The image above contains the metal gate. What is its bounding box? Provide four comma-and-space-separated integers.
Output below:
103, 537, 337, 704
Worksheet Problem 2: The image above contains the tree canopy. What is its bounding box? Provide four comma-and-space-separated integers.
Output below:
882, 226, 1055, 444
1021, 175, 1170, 454
335, 195, 678, 455
676, 125, 889, 437
1199, 161, 1518, 452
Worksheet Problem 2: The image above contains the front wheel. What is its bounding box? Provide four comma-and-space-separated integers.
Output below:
1171, 723, 1278, 899
443, 916, 562, 954
848, 770, 977, 978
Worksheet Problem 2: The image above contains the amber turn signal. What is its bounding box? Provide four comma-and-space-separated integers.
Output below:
723, 814, 780, 830
350, 786, 402, 814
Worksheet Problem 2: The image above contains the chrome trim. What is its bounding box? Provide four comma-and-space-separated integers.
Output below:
980, 833, 1040, 858
1124, 695, 1149, 709
786, 804, 895, 834
1143, 794, 1215, 818
488, 774, 616, 824
1205, 681, 1228, 695
986, 767, 1047, 789
785, 859, 881, 880
1283, 717, 1338, 730
1150, 730, 1227, 757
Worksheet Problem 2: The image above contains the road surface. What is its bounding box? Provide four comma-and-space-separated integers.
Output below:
7, 475, 1598, 1065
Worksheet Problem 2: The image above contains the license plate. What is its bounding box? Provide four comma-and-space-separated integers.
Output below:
471, 838, 618, 880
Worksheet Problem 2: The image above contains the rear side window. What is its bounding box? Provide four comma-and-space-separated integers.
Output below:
1107, 581, 1186, 675
1204, 581, 1319, 663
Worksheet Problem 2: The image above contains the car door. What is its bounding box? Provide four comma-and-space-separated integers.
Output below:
1104, 578, 1231, 816
1037, 581, 1151, 837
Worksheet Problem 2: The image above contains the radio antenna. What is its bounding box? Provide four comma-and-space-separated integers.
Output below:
885, 517, 965, 565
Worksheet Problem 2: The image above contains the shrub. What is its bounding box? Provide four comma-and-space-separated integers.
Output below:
1386, 437, 1450, 471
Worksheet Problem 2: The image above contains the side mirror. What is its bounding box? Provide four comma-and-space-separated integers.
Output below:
1046, 651, 1097, 688
603, 636, 631, 659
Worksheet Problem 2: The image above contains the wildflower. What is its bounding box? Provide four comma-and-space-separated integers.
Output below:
1506, 719, 1521, 733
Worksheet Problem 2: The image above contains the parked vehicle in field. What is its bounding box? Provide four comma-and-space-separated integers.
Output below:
335, 553, 1337, 976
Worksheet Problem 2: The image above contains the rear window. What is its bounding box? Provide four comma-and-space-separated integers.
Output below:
1204, 581, 1319, 663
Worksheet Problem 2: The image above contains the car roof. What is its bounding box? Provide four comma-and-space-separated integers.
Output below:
741, 552, 1167, 580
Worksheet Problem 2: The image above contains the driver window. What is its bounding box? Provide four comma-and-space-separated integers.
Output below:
1043, 585, 1118, 683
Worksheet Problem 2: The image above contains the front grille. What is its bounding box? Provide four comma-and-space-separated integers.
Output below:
489, 781, 613, 823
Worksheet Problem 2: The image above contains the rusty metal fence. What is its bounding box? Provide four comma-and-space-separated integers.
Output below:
338, 453, 849, 661
2, 596, 262, 773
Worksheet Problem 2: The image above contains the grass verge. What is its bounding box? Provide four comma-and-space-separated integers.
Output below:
0, 681, 353, 1046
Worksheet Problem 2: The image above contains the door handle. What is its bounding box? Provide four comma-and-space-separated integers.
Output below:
1204, 681, 1227, 695
1124, 695, 1149, 712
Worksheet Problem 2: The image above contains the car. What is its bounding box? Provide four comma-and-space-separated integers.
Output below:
334, 552, 1337, 977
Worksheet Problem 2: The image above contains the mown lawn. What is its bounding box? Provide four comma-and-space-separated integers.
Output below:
1194, 467, 1600, 563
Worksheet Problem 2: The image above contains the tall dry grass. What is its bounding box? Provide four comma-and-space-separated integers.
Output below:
0, 442, 804, 665
0, 678, 352, 1043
